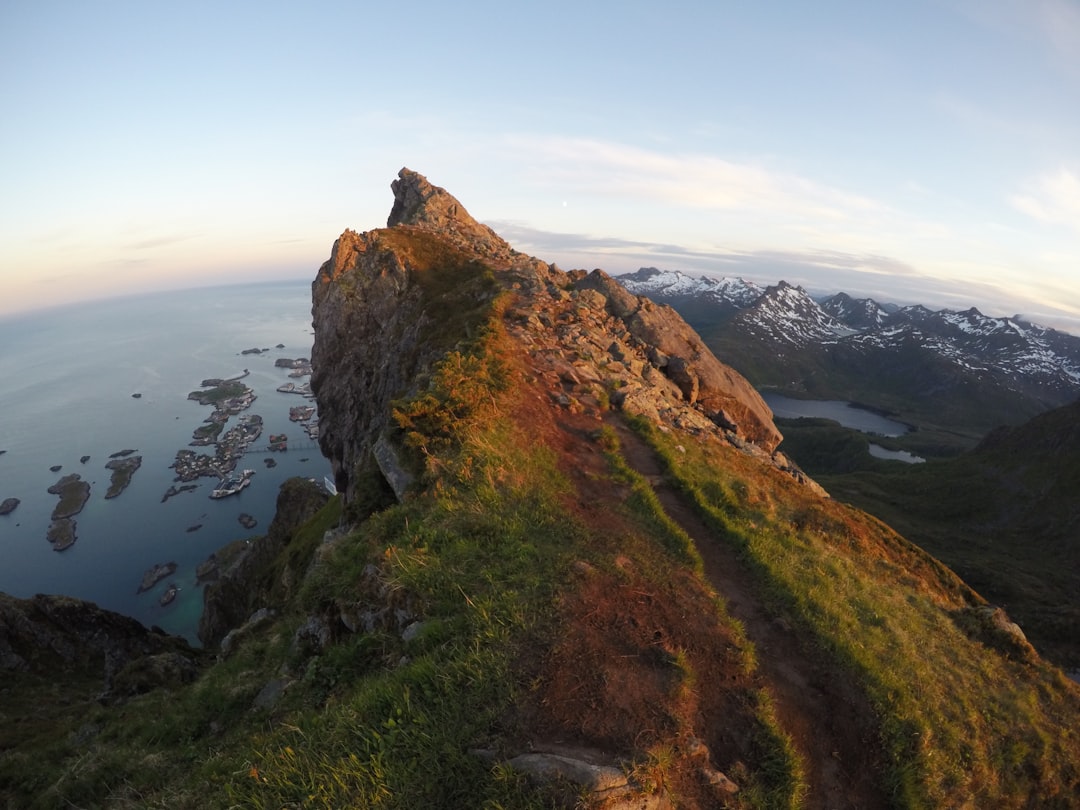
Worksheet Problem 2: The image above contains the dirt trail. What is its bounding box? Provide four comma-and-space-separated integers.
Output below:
610, 419, 889, 810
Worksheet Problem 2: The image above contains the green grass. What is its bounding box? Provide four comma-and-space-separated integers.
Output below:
187, 380, 249, 405
631, 418, 1080, 808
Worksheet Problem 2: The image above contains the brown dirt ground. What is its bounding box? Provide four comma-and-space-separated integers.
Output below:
503, 366, 890, 808
608, 418, 889, 810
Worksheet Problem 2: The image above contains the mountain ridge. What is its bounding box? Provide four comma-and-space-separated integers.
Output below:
3, 171, 1079, 809
620, 266, 1080, 444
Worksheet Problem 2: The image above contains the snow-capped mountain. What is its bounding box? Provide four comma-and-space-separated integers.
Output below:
619, 267, 763, 308
819, 292, 893, 330
617, 267, 1080, 434
730, 281, 854, 347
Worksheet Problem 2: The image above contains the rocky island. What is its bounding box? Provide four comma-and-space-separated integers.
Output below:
48, 474, 90, 520
46, 474, 90, 551
104, 455, 142, 499
0, 498, 19, 516
137, 561, 177, 594
172, 414, 263, 483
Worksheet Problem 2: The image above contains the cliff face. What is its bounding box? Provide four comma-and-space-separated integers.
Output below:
0, 593, 199, 701
311, 168, 791, 507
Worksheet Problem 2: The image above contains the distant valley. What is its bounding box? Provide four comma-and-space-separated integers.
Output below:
619, 266, 1080, 672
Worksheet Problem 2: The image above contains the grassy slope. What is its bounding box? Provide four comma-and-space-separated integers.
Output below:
634, 419, 1080, 808
1, 272, 799, 809
811, 404, 1080, 672
6, 246, 1080, 807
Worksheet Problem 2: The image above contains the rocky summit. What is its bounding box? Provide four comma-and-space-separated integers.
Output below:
3, 169, 1079, 809
313, 169, 792, 508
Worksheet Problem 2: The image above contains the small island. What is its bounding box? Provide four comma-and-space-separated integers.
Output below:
238, 513, 257, 529
109, 448, 138, 459
104, 455, 142, 499
49, 465, 62, 473
0, 497, 20, 516
48, 474, 90, 520
137, 561, 177, 594
159, 583, 178, 606
80, 455, 90, 464
46, 474, 90, 552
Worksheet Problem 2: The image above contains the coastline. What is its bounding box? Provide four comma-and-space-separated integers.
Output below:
0, 281, 331, 643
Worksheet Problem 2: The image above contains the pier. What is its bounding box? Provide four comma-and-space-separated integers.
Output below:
246, 440, 321, 454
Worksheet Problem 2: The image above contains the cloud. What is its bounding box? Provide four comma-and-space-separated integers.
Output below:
503, 135, 883, 223
1012, 168, 1080, 230
489, 220, 921, 294
485, 219, 1080, 330
125, 233, 197, 250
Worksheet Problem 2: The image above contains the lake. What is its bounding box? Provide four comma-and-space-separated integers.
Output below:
0, 281, 331, 643
762, 393, 911, 437
763, 392, 925, 464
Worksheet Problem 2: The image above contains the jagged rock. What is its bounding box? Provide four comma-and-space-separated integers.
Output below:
372, 433, 413, 501
291, 614, 334, 656
0, 497, 20, 515
0, 593, 198, 701
220, 608, 277, 658
199, 478, 328, 648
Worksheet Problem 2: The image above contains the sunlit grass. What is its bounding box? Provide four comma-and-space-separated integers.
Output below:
634, 418, 1080, 808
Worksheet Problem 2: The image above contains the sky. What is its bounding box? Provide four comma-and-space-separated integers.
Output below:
2, 0, 1080, 331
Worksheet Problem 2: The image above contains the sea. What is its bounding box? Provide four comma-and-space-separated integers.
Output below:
0, 280, 332, 645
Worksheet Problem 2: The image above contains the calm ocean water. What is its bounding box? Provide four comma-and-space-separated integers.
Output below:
0, 280, 331, 644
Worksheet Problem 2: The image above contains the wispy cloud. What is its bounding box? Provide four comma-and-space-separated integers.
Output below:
125, 233, 197, 251
503, 135, 883, 222
1012, 168, 1080, 230
486, 219, 1080, 329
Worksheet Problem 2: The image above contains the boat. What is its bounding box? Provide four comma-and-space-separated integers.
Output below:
209, 468, 256, 499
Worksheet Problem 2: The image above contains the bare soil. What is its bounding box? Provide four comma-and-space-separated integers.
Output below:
607, 417, 889, 810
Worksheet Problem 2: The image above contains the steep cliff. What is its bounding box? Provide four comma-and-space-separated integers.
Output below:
312, 168, 790, 510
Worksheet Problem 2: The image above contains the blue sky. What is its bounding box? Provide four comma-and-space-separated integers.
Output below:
3, 1, 1079, 331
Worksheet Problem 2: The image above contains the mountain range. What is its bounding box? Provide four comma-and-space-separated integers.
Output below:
3, 172, 1079, 809
619, 267, 1080, 449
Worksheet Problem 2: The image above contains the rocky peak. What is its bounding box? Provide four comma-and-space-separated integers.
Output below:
386, 167, 515, 264
311, 170, 804, 507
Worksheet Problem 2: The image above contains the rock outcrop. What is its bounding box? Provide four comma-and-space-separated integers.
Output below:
199, 477, 329, 648
311, 168, 801, 508
0, 593, 199, 701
